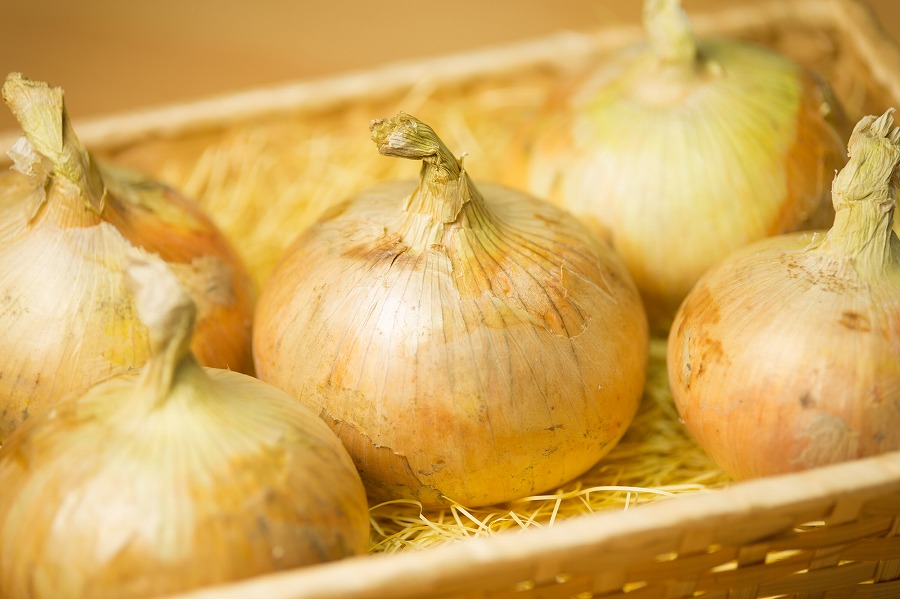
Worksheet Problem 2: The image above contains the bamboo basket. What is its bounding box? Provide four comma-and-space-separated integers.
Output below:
4, 0, 900, 597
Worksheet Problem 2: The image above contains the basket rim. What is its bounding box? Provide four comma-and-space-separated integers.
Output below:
162, 449, 900, 599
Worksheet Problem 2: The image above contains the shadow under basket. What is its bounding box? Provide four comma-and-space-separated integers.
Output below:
4, 0, 900, 597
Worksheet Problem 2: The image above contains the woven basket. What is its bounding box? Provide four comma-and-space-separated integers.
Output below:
168, 455, 900, 599
5, 0, 899, 597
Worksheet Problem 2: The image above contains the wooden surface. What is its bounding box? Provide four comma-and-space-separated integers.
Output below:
0, 0, 896, 135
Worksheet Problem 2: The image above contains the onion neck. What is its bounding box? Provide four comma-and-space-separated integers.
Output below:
370, 113, 493, 253
37, 179, 105, 228
128, 254, 199, 408
824, 202, 896, 274
644, 0, 698, 67
819, 109, 900, 276
2, 73, 106, 228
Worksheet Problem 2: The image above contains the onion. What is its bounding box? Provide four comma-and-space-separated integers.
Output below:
527, 0, 850, 332
0, 253, 369, 599
0, 73, 254, 442
667, 109, 900, 480
253, 113, 648, 508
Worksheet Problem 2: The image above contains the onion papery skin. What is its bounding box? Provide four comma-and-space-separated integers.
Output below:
667, 233, 900, 480
0, 364, 370, 599
2, 162, 259, 374
0, 166, 255, 441
0, 73, 255, 441
0, 215, 149, 442
254, 178, 649, 508
99, 163, 255, 373
529, 37, 850, 333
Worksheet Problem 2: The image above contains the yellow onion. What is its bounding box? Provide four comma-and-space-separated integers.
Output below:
667, 109, 900, 480
0, 73, 254, 442
528, 0, 850, 332
253, 113, 648, 508
0, 253, 369, 599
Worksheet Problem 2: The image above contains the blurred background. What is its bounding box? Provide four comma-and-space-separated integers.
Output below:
0, 0, 896, 133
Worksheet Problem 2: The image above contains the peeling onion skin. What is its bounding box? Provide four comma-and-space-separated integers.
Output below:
0, 256, 369, 599
0, 73, 254, 442
527, 0, 851, 333
667, 110, 900, 480
253, 113, 649, 508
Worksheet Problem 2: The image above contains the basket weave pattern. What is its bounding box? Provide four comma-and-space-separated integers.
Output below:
162, 450, 900, 599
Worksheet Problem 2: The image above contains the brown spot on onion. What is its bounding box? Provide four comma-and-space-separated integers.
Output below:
838, 310, 871, 331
